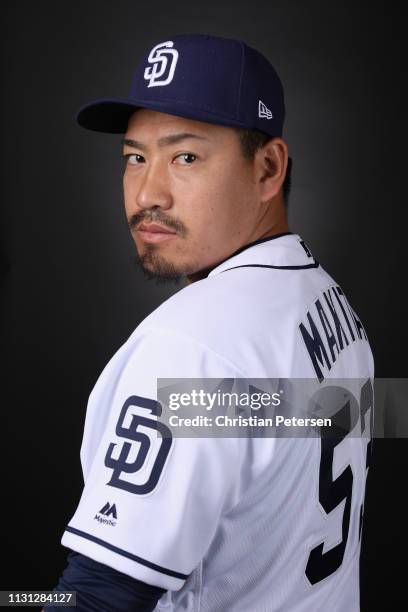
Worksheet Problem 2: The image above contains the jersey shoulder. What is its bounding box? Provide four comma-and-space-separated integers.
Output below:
131, 263, 335, 370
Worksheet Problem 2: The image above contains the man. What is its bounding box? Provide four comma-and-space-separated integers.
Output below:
46, 34, 374, 611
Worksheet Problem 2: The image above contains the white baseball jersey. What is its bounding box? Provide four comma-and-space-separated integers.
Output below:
61, 232, 374, 611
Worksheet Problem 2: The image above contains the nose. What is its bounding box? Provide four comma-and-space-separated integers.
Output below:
135, 161, 173, 211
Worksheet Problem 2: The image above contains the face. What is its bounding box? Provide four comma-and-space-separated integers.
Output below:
123, 109, 263, 283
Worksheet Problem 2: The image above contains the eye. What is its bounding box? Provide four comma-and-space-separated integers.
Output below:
123, 153, 145, 166
174, 153, 197, 165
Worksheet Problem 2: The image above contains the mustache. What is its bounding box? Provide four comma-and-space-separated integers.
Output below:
128, 210, 187, 236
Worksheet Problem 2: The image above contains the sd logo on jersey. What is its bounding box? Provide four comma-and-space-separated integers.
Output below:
104, 395, 173, 495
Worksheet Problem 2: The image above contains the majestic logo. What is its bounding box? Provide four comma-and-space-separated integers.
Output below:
99, 502, 117, 519
258, 100, 273, 119
104, 395, 173, 495
144, 41, 179, 88
94, 501, 118, 526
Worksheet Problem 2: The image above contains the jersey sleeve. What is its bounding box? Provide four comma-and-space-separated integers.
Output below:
60, 326, 245, 591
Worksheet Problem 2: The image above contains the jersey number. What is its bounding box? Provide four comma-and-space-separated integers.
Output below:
305, 378, 373, 585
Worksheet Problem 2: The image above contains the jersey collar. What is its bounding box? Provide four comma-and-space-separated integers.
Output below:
207, 232, 319, 277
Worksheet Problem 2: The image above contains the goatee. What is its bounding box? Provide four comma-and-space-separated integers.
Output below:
134, 247, 185, 285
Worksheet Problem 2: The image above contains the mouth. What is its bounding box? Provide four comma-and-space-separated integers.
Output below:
137, 222, 177, 244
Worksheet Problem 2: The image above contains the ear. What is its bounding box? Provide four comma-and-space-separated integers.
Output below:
255, 137, 288, 203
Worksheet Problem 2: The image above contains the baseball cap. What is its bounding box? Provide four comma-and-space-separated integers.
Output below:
76, 33, 286, 138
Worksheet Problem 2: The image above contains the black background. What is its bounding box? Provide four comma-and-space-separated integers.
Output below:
1, 1, 406, 609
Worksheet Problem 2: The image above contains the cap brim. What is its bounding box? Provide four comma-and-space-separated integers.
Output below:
76, 98, 145, 133
76, 97, 253, 134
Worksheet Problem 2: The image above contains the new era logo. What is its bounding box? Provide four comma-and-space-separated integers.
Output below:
258, 100, 273, 120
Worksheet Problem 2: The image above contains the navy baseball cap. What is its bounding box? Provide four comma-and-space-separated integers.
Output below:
76, 34, 286, 138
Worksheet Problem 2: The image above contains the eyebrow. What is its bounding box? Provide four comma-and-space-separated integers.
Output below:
122, 132, 209, 151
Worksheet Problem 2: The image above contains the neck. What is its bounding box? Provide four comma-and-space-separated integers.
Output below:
186, 218, 290, 284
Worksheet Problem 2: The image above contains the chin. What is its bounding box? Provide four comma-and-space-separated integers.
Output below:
135, 251, 186, 285
136, 241, 207, 282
